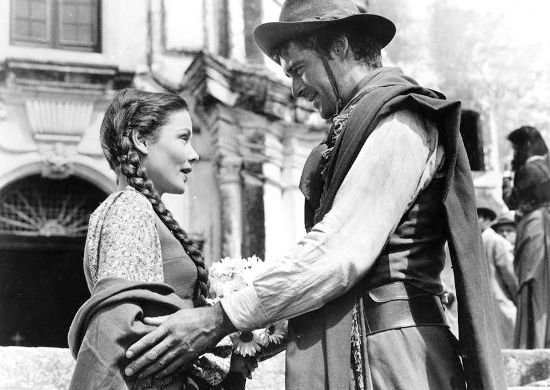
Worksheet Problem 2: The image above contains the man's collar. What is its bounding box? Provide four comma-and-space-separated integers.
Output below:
338, 67, 399, 114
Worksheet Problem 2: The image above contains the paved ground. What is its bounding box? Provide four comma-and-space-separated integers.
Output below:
246, 352, 285, 390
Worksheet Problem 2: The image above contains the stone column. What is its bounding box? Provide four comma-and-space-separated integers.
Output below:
218, 159, 243, 259
282, 136, 309, 246
242, 167, 265, 259
262, 131, 284, 261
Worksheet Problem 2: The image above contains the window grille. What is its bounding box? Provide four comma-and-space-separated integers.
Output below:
0, 175, 106, 237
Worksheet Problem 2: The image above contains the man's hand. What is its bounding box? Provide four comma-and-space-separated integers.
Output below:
124, 303, 237, 379
230, 355, 259, 380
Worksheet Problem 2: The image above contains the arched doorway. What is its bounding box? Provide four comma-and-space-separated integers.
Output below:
0, 174, 108, 347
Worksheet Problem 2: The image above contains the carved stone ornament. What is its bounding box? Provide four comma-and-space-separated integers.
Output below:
40, 143, 76, 179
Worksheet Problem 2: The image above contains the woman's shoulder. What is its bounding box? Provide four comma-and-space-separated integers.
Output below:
93, 187, 153, 221
86, 187, 163, 285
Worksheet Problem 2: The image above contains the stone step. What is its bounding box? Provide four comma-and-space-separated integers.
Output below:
1, 347, 549, 389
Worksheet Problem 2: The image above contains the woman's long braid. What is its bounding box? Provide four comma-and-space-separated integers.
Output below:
109, 96, 209, 307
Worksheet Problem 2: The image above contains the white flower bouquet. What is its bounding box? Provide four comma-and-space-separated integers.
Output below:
209, 255, 287, 357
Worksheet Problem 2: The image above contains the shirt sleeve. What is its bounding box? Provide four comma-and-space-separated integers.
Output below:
221, 109, 442, 330
95, 190, 164, 284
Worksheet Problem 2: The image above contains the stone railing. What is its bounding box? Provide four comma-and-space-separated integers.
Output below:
0, 347, 549, 389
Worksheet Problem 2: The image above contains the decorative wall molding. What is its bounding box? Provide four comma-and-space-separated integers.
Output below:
26, 99, 94, 142
181, 51, 321, 123
0, 100, 6, 121
2, 58, 133, 92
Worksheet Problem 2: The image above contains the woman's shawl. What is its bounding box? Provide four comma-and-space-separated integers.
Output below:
68, 277, 233, 390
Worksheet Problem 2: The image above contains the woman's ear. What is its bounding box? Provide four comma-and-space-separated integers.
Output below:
131, 131, 148, 155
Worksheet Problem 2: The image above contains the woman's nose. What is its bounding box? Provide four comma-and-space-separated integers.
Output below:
188, 144, 199, 163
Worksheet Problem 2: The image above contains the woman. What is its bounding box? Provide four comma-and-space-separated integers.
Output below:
68, 89, 251, 389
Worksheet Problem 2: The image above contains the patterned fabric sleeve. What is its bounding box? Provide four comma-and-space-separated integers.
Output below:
191, 336, 234, 386
95, 190, 164, 284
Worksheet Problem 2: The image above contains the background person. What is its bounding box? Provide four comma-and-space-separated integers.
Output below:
493, 211, 517, 246
505, 126, 550, 349
477, 203, 518, 348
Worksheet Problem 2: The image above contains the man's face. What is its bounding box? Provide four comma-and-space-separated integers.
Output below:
477, 212, 493, 232
280, 41, 338, 119
495, 224, 517, 246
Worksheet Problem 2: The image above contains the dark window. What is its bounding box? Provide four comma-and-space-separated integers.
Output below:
10, 0, 101, 52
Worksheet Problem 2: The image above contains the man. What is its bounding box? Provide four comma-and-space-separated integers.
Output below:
505, 126, 550, 348
124, 1, 504, 388
477, 204, 518, 348
493, 211, 517, 246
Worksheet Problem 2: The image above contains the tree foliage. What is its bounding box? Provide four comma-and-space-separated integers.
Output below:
374, 0, 550, 169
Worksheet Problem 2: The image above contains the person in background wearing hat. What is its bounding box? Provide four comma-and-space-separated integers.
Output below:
477, 204, 518, 349
493, 211, 517, 247
123, 1, 505, 388
504, 126, 550, 348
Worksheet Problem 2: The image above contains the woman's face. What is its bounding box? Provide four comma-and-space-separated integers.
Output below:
141, 109, 198, 196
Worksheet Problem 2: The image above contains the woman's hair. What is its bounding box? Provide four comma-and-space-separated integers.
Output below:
508, 125, 548, 156
100, 88, 209, 306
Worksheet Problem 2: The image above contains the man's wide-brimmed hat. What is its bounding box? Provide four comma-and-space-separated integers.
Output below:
254, 0, 396, 60
492, 211, 516, 229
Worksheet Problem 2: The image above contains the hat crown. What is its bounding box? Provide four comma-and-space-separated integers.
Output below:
279, 0, 361, 23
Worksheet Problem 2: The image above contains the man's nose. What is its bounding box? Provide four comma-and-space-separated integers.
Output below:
291, 78, 304, 99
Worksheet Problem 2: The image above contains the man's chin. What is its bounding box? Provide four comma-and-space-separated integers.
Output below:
318, 105, 335, 119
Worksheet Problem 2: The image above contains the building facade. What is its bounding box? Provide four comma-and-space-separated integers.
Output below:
0, 0, 325, 348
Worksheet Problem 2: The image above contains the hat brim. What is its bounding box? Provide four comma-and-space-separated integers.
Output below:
254, 14, 396, 62
477, 207, 498, 221
492, 219, 516, 228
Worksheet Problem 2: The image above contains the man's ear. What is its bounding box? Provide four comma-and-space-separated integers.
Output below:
330, 35, 350, 60
131, 131, 148, 155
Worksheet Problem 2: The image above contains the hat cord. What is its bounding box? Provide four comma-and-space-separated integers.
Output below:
313, 38, 343, 117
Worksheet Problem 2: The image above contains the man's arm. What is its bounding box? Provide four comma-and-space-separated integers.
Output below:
125, 109, 440, 377
222, 109, 441, 329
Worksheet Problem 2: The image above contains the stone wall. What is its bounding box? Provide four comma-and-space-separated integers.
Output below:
1, 347, 550, 389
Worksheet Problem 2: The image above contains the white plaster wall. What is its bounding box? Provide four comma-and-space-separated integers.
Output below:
228, 0, 246, 61
261, 0, 286, 78
282, 139, 308, 246
0, 0, 148, 72
149, 0, 196, 87
263, 132, 287, 261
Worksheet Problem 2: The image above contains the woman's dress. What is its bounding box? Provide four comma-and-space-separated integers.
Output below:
68, 188, 233, 389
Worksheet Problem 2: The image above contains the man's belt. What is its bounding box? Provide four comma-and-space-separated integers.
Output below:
361, 281, 448, 336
